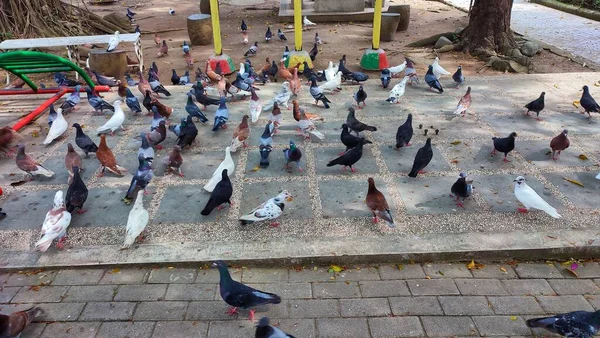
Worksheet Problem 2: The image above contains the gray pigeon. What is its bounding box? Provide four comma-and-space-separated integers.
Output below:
256, 317, 295, 338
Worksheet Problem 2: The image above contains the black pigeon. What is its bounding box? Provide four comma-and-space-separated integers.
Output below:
241, 20, 247, 31
192, 83, 220, 107
340, 123, 361, 154
134, 25, 141, 34
282, 45, 290, 60
395, 114, 413, 149
581, 85, 600, 117
309, 43, 318, 61
214, 260, 281, 321
143, 90, 153, 113
171, 69, 180, 85
185, 92, 208, 123
66, 166, 88, 214
524, 92, 545, 120
72, 123, 98, 157
256, 317, 296, 338
338, 56, 353, 76
450, 172, 472, 208
201, 169, 233, 215
327, 138, 372, 172
309, 76, 331, 108
346, 107, 377, 135
277, 29, 287, 41
265, 27, 272, 41
354, 85, 367, 108
266, 60, 278, 82
177, 115, 198, 149
527, 310, 600, 338
491, 132, 517, 162
452, 65, 465, 87
425, 65, 443, 93
408, 138, 433, 178
381, 68, 391, 88
123, 154, 153, 205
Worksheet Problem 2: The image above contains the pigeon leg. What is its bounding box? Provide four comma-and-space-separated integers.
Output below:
297, 166, 304, 172
270, 221, 280, 227
371, 211, 378, 224
342, 166, 347, 172
156, 145, 164, 150
221, 124, 228, 129
178, 169, 185, 177
517, 207, 528, 213
226, 307, 239, 316
552, 151, 557, 161
350, 166, 356, 173
455, 196, 464, 208
557, 150, 562, 160
97, 167, 105, 177
76, 209, 88, 214
418, 170, 427, 174
502, 155, 511, 163
490, 149, 497, 156
56, 237, 67, 250
406, 142, 412, 146
248, 309, 256, 321
217, 204, 225, 211
524, 110, 530, 116
143, 189, 149, 196
110, 130, 115, 137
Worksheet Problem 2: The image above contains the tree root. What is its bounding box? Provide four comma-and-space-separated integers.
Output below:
406, 32, 456, 47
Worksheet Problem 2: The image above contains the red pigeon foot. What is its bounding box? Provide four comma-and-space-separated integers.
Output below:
76, 209, 87, 214
503, 157, 511, 163
226, 307, 238, 316
270, 221, 280, 227
456, 202, 464, 209
517, 208, 528, 213
372, 216, 378, 224
418, 170, 427, 174
248, 310, 256, 321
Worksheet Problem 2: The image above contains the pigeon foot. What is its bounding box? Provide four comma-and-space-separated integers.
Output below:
226, 307, 239, 316
456, 202, 464, 209
517, 208, 528, 213
372, 216, 378, 224
248, 310, 256, 321
270, 221, 280, 228
502, 157, 511, 163
76, 209, 87, 214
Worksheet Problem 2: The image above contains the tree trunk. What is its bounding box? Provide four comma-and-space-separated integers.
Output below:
461, 0, 516, 58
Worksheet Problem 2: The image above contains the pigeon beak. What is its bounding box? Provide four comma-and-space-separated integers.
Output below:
211, 262, 218, 268
286, 196, 294, 202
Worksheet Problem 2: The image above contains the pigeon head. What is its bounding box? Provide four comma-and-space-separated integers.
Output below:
71, 165, 80, 175
72, 122, 82, 129
367, 177, 375, 187
509, 132, 518, 138
540, 91, 545, 97
74, 84, 81, 92
258, 317, 270, 328
459, 172, 467, 178
562, 129, 568, 135
583, 85, 589, 93
113, 99, 122, 106
425, 137, 432, 145
289, 140, 297, 150
361, 138, 373, 145
212, 260, 228, 269
221, 169, 229, 180
514, 176, 526, 185
466, 86, 471, 94
386, 97, 397, 103
53, 190, 65, 209
341, 123, 349, 130
67, 143, 75, 152
276, 190, 293, 203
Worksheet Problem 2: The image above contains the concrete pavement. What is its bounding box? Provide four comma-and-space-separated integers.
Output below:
1, 261, 600, 337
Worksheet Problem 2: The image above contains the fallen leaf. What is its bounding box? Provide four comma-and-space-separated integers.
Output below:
425, 275, 432, 279
438, 270, 444, 276
110, 268, 121, 274
499, 267, 508, 273
313, 266, 318, 271
450, 159, 459, 164
28, 285, 41, 291
467, 259, 485, 270
251, 165, 261, 172
450, 140, 461, 145
510, 316, 518, 321
563, 177, 584, 187
573, 100, 580, 108
588, 239, 595, 245
397, 264, 404, 271
330, 265, 343, 273
547, 235, 557, 239
563, 268, 578, 278
578, 154, 588, 161
553, 84, 559, 88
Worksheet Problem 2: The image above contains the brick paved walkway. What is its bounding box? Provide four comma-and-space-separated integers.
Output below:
443, 0, 600, 64
2, 261, 600, 337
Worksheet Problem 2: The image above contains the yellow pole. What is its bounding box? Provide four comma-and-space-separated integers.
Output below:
210, 0, 222, 55
372, 0, 382, 50
294, 0, 302, 51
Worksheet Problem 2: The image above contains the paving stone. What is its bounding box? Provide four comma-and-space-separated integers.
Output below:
37, 152, 96, 186
273, 319, 316, 338
455, 278, 508, 295
196, 267, 242, 283
312, 282, 361, 298
12, 286, 68, 303
152, 321, 209, 338
0, 190, 61, 230
97, 321, 155, 338
544, 111, 600, 135
0, 304, 35, 314
314, 146, 379, 175
559, 262, 600, 278
207, 320, 254, 338
438, 296, 495, 315
521, 140, 593, 169
134, 301, 188, 320
407, 279, 459, 296
444, 140, 527, 172
409, 94, 462, 115
544, 172, 600, 209
148, 268, 197, 284
586, 294, 600, 310
154, 185, 225, 224
289, 299, 340, 318
502, 279, 556, 296
98, 268, 149, 284
21, 323, 46, 338
537, 295, 595, 312
423, 263, 473, 278
368, 316, 424, 337
240, 180, 313, 222
488, 296, 545, 315
331, 266, 381, 281
320, 179, 386, 218
165, 283, 217, 301
244, 149, 308, 178
470, 93, 522, 114
288, 267, 335, 283
114, 284, 167, 301
381, 142, 450, 175
186, 301, 237, 320
79, 302, 136, 321
471, 264, 518, 279
40, 322, 100, 338
340, 298, 391, 317
359, 280, 410, 297
316, 318, 369, 338
389, 296, 443, 315
378, 264, 426, 279
247, 282, 312, 299
0, 286, 20, 303
421, 316, 478, 337
52, 269, 105, 285
63, 285, 116, 302
35, 303, 85, 321
473, 316, 531, 336
241, 267, 289, 282
515, 263, 563, 279
482, 113, 558, 138
548, 279, 600, 295
158, 150, 240, 180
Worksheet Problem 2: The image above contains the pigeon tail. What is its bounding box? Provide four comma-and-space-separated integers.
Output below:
377, 209, 396, 228
526, 317, 557, 329
34, 234, 58, 252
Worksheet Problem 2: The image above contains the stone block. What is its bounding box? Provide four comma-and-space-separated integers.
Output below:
537, 295, 595, 312
114, 284, 167, 301
320, 178, 386, 219
52, 269, 105, 285
502, 279, 556, 296
314, 0, 364, 12
312, 282, 361, 299
470, 94, 521, 114
289, 299, 340, 318
12, 286, 69, 303
381, 142, 450, 175
271, 319, 316, 337
444, 139, 527, 171
407, 279, 459, 296
165, 284, 217, 301
289, 267, 335, 283
240, 181, 313, 224
481, 113, 559, 138
340, 298, 391, 317
488, 296, 545, 314
544, 111, 600, 135
549, 279, 600, 295
0, 190, 62, 230
471, 264, 518, 279
396, 175, 479, 214
196, 267, 242, 283
521, 140, 593, 168
246, 282, 312, 299
438, 296, 495, 315
359, 280, 410, 297
37, 152, 96, 186
0, 286, 20, 303
99, 268, 149, 284
455, 278, 508, 295
186, 301, 236, 320
41, 322, 100, 338
97, 322, 155, 338
207, 320, 254, 338
409, 95, 464, 115
35, 302, 85, 321
158, 150, 240, 180
562, 262, 600, 278
368, 317, 424, 337
244, 149, 309, 178
63, 285, 116, 302
473, 316, 531, 336
154, 185, 225, 224
515, 263, 563, 279
421, 316, 478, 336
80, 302, 136, 321
134, 301, 188, 320
423, 263, 473, 278
152, 321, 209, 338
330, 266, 381, 282
148, 268, 197, 284
241, 267, 289, 283
378, 264, 426, 279
314, 146, 379, 175
316, 318, 369, 337
544, 172, 600, 209
21, 323, 46, 338
389, 296, 443, 315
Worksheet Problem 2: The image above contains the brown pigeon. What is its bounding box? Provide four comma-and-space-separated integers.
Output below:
0, 307, 44, 337
453, 86, 471, 116
365, 178, 395, 228
16, 144, 54, 179
163, 145, 184, 176
0, 126, 18, 156
147, 121, 167, 149
150, 98, 173, 119
96, 135, 126, 177
65, 143, 82, 184
157, 40, 168, 57
137, 71, 157, 99
550, 129, 570, 161
230, 115, 251, 152
278, 60, 292, 82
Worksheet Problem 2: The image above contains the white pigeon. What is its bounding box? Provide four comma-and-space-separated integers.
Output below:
34, 190, 72, 252
238, 62, 246, 78
203, 146, 234, 193
596, 172, 600, 180
263, 81, 291, 111
386, 76, 410, 104
298, 111, 325, 140
388, 61, 407, 77
249, 89, 262, 123
121, 190, 149, 249
324, 61, 338, 81
319, 71, 342, 93
43, 108, 67, 145
513, 176, 561, 219
432, 57, 451, 80
303, 16, 316, 26
96, 99, 126, 135
107, 31, 120, 52
240, 190, 293, 227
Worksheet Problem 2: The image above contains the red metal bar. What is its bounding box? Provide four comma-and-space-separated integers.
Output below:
0, 85, 110, 96
11, 89, 68, 131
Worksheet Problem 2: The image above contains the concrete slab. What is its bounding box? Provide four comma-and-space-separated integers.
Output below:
154, 185, 225, 224
153, 149, 240, 180
481, 113, 560, 138
396, 176, 479, 215
244, 149, 308, 178
544, 112, 600, 135
314, 146, 379, 175
444, 140, 527, 171
319, 178, 383, 218
409, 95, 461, 115
544, 172, 600, 209
0, 189, 58, 230
469, 94, 521, 114
240, 180, 313, 221
33, 152, 96, 186
520, 139, 592, 168
379, 143, 450, 174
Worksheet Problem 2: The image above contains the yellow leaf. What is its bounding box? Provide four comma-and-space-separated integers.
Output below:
563, 177, 584, 187
563, 268, 579, 278
553, 84, 559, 88
594, 82, 600, 87
578, 154, 588, 161
467, 259, 485, 270
313, 266, 318, 271
510, 316, 518, 321
397, 264, 404, 271
450, 140, 461, 145
425, 275, 432, 279
251, 166, 261, 172
499, 267, 508, 273
330, 265, 343, 273
110, 268, 121, 274
167, 266, 174, 269
573, 100, 580, 108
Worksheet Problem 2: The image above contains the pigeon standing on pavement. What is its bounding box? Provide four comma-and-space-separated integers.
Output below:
327, 138, 372, 173
450, 172, 472, 208
201, 169, 233, 215
408, 138, 433, 178
214, 260, 282, 321
16, 144, 54, 179
283, 140, 303, 172
526, 310, 600, 337
425, 65, 443, 93
240, 190, 293, 227
513, 176, 561, 218
491, 132, 517, 163
550, 129, 570, 161
255, 316, 295, 338
452, 65, 465, 87
96, 134, 127, 177
340, 124, 362, 154
125, 88, 142, 115
123, 154, 154, 205
96, 100, 126, 136
245, 41, 259, 57
43, 108, 67, 145
163, 145, 184, 176
35, 191, 71, 251
65, 143, 82, 184
346, 107, 377, 135
72, 123, 98, 157
177, 115, 198, 150
404, 57, 419, 84
185, 92, 208, 123
213, 96, 230, 131
157, 40, 168, 57
259, 122, 274, 168
354, 85, 367, 109
149, 72, 172, 96
395, 114, 413, 149
366, 177, 395, 227
204, 147, 234, 193
380, 68, 391, 89
309, 76, 331, 108
121, 190, 149, 249
315, 32, 322, 45
265, 27, 272, 41
138, 132, 155, 166
66, 166, 88, 214
386, 76, 410, 104
432, 57, 451, 79
453, 86, 472, 116
277, 29, 287, 41
60, 84, 81, 114
580, 85, 600, 118
525, 92, 545, 121
241, 20, 249, 44
85, 86, 115, 113
0, 307, 44, 337
309, 43, 318, 61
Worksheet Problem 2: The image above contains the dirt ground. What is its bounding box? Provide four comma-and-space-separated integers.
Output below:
75, 0, 591, 83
